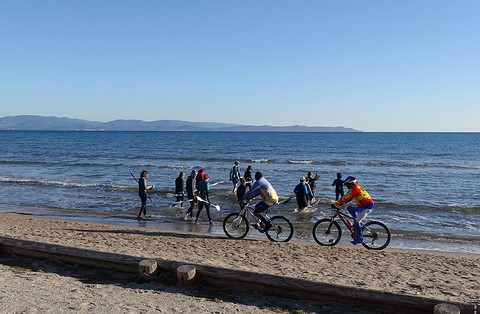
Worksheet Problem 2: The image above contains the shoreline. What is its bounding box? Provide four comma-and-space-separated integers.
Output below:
5, 208, 480, 255
0, 212, 479, 307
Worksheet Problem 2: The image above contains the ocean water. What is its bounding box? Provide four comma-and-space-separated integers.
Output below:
1, 131, 479, 253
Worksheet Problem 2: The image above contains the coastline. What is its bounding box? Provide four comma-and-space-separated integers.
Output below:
0, 212, 478, 309
9, 208, 480, 255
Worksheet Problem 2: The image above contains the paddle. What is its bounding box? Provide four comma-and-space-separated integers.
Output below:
166, 192, 186, 198
195, 196, 221, 211
129, 170, 159, 210
170, 198, 194, 207
209, 180, 226, 187
278, 194, 295, 206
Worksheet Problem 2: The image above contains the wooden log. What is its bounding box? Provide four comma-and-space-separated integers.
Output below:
434, 303, 460, 314
139, 259, 157, 275
0, 236, 141, 273
176, 264, 197, 287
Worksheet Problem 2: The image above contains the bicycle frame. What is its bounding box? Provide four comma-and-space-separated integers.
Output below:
237, 204, 270, 227
329, 208, 355, 232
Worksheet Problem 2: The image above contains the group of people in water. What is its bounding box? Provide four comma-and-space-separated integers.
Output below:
136, 161, 375, 245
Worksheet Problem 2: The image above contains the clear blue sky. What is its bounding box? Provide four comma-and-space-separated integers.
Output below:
1, 1, 479, 132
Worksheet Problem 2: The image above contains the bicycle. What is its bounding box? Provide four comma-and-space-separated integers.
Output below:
312, 205, 391, 250
223, 198, 294, 242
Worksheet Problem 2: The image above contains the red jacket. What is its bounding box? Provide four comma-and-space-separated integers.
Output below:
335, 184, 374, 208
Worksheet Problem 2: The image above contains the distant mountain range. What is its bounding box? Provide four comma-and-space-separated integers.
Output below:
0, 115, 360, 132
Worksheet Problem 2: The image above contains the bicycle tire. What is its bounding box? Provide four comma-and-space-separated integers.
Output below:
361, 221, 391, 250
266, 215, 294, 242
223, 213, 249, 239
312, 219, 342, 246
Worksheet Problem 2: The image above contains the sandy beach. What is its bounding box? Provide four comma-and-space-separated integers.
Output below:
0, 213, 478, 313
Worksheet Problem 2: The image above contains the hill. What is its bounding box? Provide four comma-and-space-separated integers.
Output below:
0, 115, 360, 132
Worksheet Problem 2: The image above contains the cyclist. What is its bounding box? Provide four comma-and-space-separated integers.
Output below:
242, 171, 278, 231
333, 176, 374, 245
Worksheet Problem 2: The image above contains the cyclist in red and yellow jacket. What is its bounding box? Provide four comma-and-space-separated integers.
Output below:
334, 176, 374, 245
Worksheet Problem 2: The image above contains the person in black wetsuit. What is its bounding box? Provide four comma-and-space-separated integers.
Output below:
195, 173, 214, 224
184, 170, 197, 220
305, 171, 317, 202
175, 171, 185, 202
137, 170, 149, 219
236, 177, 247, 209
243, 165, 253, 190
332, 172, 345, 200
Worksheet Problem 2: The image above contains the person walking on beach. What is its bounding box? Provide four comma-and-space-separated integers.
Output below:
333, 176, 374, 245
175, 171, 185, 202
242, 172, 278, 231
229, 161, 241, 193
294, 177, 309, 212
332, 172, 345, 200
184, 170, 197, 220
244, 165, 253, 190
137, 170, 149, 219
195, 173, 214, 224
196, 168, 205, 189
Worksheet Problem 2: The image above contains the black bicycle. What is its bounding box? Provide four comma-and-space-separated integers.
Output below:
312, 205, 391, 250
223, 199, 294, 242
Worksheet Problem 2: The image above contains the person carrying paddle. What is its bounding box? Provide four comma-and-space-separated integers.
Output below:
195, 173, 214, 224
184, 170, 197, 220
305, 171, 318, 202
241, 171, 278, 231
137, 170, 149, 219
175, 171, 185, 202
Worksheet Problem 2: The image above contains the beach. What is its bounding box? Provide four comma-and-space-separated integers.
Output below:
0, 213, 478, 313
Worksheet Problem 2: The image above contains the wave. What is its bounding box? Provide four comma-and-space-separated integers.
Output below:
250, 159, 273, 163
288, 160, 313, 164
0, 176, 131, 192
374, 201, 480, 215
366, 160, 480, 171
0, 158, 129, 169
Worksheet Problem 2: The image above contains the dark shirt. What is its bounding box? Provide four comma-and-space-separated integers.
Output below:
186, 176, 195, 199
332, 178, 344, 192
175, 176, 184, 194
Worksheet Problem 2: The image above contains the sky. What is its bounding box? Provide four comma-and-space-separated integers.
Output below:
0, 1, 479, 132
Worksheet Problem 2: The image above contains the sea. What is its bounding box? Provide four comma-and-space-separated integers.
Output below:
1, 131, 479, 254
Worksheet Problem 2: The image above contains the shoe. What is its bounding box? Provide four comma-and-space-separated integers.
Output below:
184, 214, 190, 221
195, 219, 199, 224
209, 220, 216, 225
251, 223, 259, 229
351, 237, 364, 245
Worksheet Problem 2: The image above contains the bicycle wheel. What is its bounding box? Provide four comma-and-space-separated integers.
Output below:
223, 213, 249, 239
312, 219, 342, 246
266, 215, 294, 242
361, 221, 391, 250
